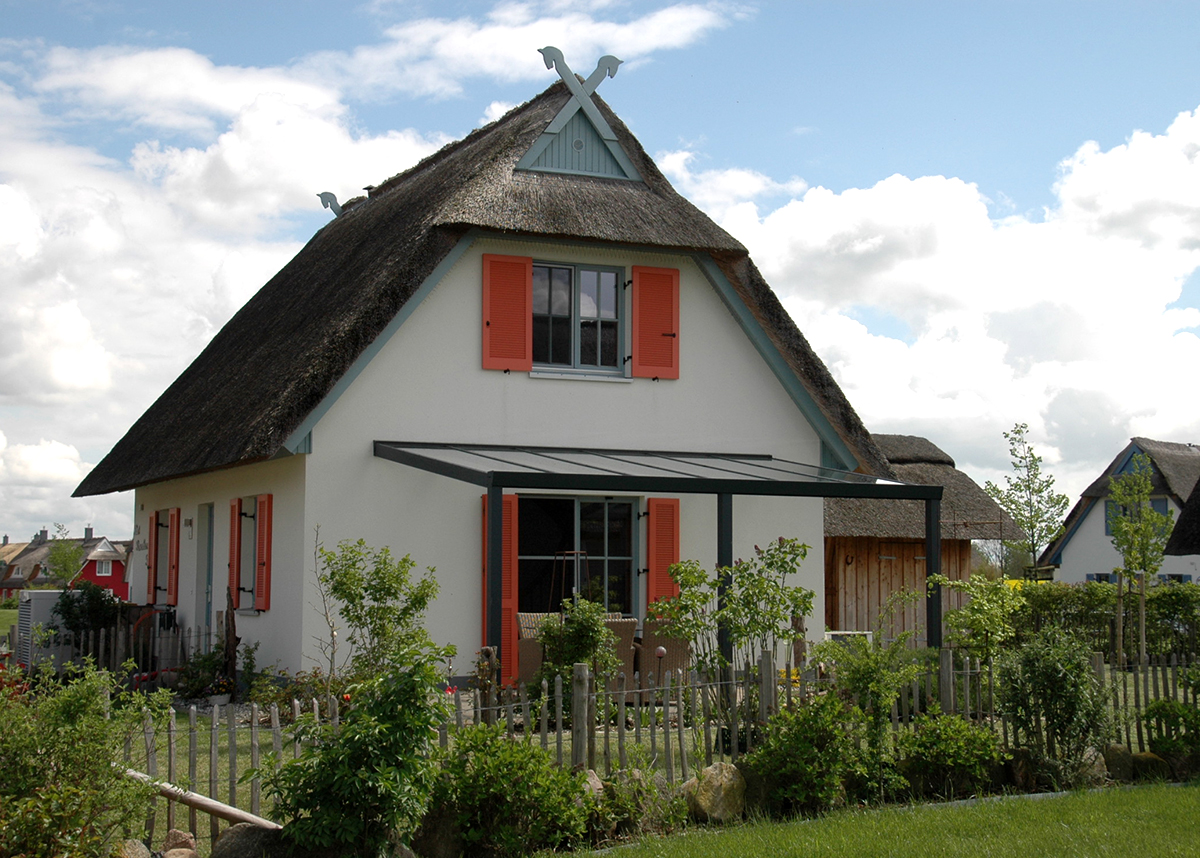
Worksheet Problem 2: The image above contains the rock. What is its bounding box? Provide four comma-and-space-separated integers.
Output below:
116, 841, 151, 858
682, 761, 745, 823
411, 801, 463, 858
162, 830, 196, 852
163, 850, 198, 858
211, 823, 285, 858
1008, 747, 1037, 792
1103, 744, 1133, 782
585, 768, 605, 800
1132, 751, 1173, 782
735, 760, 770, 812
1079, 747, 1108, 787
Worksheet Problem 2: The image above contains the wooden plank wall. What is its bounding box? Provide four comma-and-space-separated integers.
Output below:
824, 537, 972, 643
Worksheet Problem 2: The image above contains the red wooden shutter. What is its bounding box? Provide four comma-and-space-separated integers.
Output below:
166, 507, 181, 606
482, 254, 533, 371
146, 511, 159, 604
631, 266, 680, 379
228, 498, 242, 610
255, 494, 273, 611
481, 493, 520, 684
646, 497, 681, 603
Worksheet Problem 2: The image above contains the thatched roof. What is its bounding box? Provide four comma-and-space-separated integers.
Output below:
1041, 437, 1200, 566
824, 434, 1018, 540
1166, 481, 1200, 556
76, 81, 887, 497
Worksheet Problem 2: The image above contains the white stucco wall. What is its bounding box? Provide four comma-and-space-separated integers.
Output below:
1056, 496, 1200, 583
130, 455, 306, 671
303, 237, 829, 675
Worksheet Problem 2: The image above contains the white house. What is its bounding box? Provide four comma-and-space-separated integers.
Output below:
75, 51, 939, 681
1041, 438, 1200, 584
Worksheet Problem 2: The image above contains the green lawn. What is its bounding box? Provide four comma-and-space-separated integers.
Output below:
0, 608, 18, 640
610, 784, 1200, 858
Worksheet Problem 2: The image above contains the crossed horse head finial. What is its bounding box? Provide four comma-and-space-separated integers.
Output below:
538, 46, 622, 95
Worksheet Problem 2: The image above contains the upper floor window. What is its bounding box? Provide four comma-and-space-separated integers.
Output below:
96, 559, 112, 577
532, 264, 622, 371
1105, 497, 1169, 536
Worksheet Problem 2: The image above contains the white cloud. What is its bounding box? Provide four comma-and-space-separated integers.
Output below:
667, 110, 1200, 496
481, 100, 517, 124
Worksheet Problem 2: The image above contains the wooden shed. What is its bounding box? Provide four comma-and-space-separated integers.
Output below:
824, 434, 1019, 644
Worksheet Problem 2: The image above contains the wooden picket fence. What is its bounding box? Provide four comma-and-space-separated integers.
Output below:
15, 623, 218, 688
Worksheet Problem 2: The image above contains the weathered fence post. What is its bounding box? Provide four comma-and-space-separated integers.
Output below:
939, 648, 954, 713
571, 663, 589, 770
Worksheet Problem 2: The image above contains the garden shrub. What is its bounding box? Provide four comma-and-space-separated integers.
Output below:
899, 708, 1004, 799
0, 660, 171, 858
177, 641, 229, 699
432, 723, 589, 857
741, 692, 861, 816
50, 581, 120, 643
588, 745, 686, 841
996, 627, 1108, 786
247, 665, 351, 721
534, 596, 619, 693
262, 653, 450, 856
1142, 699, 1200, 763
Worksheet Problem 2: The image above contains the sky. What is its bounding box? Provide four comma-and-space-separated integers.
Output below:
1, 0, 1199, 543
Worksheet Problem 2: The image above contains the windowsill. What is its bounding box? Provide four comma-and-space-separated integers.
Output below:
529, 369, 632, 383
235, 608, 262, 616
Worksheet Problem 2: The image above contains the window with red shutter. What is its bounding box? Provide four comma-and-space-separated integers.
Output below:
228, 499, 242, 610
229, 495, 272, 612
146, 511, 159, 604
631, 266, 680, 379
166, 507, 181, 606
481, 493, 519, 684
645, 497, 681, 603
255, 494, 273, 611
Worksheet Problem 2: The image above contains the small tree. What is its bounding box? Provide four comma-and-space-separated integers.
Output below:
45, 523, 84, 586
1108, 452, 1175, 665
51, 582, 120, 644
984, 423, 1070, 574
931, 572, 1025, 661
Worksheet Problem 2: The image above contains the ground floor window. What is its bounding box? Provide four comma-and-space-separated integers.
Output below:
517, 496, 635, 615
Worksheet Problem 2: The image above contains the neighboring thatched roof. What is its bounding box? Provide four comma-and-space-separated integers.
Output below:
3, 536, 116, 589
1166, 481, 1200, 556
825, 434, 1018, 541
1041, 437, 1200, 566
75, 80, 888, 496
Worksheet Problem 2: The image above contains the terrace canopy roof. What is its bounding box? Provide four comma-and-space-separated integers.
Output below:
373, 441, 947, 648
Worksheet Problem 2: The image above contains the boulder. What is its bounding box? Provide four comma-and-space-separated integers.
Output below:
162, 829, 197, 852
411, 801, 463, 858
163, 850, 199, 858
1078, 747, 1108, 787
1132, 751, 1173, 782
682, 761, 745, 823
1008, 747, 1037, 792
585, 769, 605, 801
1103, 744, 1133, 782
211, 824, 286, 858
116, 841, 150, 858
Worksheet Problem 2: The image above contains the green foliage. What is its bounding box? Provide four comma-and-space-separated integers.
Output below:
0, 660, 171, 858
984, 423, 1070, 571
44, 522, 85, 585
433, 724, 589, 857
535, 596, 619, 686
50, 581, 120, 641
178, 641, 229, 699
995, 628, 1108, 782
319, 538, 441, 678
248, 665, 352, 722
899, 708, 1004, 799
588, 746, 686, 841
742, 692, 860, 816
649, 537, 813, 674
1143, 699, 1200, 762
1109, 453, 1175, 579
263, 658, 450, 855
933, 572, 1025, 660
0, 595, 17, 610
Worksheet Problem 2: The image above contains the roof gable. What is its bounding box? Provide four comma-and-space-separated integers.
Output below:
75, 74, 889, 497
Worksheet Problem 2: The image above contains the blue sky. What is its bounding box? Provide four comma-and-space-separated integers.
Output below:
1, 1, 1199, 541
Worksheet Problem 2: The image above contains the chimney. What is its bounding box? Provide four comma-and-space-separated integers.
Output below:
2, 534, 7, 546
84, 526, 94, 540
37, 528, 48, 543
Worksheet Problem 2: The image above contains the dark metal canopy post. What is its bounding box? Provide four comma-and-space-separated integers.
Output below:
924, 497, 943, 648
486, 482, 504, 658
716, 493, 734, 666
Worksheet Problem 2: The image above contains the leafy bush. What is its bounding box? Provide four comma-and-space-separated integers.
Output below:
534, 596, 619, 691
899, 709, 1004, 799
263, 656, 450, 855
50, 581, 120, 641
1142, 699, 1200, 762
933, 572, 1024, 660
0, 660, 171, 857
996, 627, 1108, 784
432, 724, 589, 856
248, 665, 352, 722
588, 745, 686, 841
178, 641, 229, 699
741, 693, 861, 816
0, 595, 18, 610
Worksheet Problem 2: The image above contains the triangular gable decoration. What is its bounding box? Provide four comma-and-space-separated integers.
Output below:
516, 47, 642, 181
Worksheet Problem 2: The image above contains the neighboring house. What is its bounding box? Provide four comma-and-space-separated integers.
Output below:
72, 537, 132, 601
74, 53, 943, 680
1, 528, 131, 600
0, 536, 31, 600
1041, 438, 1200, 583
824, 435, 1018, 643
1165, 480, 1200, 559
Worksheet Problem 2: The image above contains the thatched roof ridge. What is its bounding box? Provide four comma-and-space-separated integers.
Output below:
1166, 481, 1200, 556
76, 80, 884, 496
825, 435, 1017, 540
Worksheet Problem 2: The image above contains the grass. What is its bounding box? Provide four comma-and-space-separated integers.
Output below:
610, 783, 1200, 858
0, 608, 18, 636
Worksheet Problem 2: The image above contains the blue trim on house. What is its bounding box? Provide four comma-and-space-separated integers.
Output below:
691, 254, 859, 473
280, 231, 481, 454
